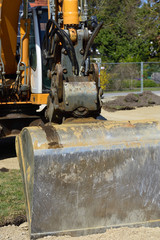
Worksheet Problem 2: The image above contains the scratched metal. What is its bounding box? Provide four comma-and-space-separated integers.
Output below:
63, 82, 97, 112
16, 120, 160, 239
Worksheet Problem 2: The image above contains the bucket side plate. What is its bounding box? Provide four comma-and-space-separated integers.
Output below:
16, 121, 160, 239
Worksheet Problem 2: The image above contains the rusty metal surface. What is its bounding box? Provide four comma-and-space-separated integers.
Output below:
16, 120, 160, 239
63, 82, 97, 112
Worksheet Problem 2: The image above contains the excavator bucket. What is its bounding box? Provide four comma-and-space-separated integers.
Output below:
16, 120, 160, 239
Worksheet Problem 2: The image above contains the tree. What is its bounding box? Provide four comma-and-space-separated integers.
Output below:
92, 0, 160, 62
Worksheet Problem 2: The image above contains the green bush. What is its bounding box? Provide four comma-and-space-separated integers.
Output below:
134, 79, 158, 88
122, 80, 130, 89
105, 77, 160, 91
143, 79, 157, 87
123, 79, 158, 88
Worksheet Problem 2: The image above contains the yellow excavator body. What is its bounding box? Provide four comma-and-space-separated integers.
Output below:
0, 0, 21, 74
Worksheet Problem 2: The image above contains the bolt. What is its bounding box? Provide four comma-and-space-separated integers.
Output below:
62, 48, 67, 55
80, 49, 84, 55
81, 68, 85, 73
47, 70, 52, 79
49, 90, 55, 99
63, 69, 68, 74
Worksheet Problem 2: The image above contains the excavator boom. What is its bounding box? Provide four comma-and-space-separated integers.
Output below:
0, 0, 21, 74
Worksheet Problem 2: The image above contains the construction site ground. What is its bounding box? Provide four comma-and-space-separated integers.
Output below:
1, 91, 160, 239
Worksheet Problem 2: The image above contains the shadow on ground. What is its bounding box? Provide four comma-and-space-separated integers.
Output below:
0, 136, 16, 160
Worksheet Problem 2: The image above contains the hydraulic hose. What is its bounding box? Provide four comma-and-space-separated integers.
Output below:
81, 21, 103, 70
42, 19, 79, 75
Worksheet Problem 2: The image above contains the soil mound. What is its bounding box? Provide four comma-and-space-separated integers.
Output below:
0, 214, 26, 227
103, 91, 160, 112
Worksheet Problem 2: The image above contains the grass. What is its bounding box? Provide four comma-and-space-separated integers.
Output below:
143, 87, 160, 91
0, 169, 26, 226
109, 105, 125, 110
104, 87, 160, 93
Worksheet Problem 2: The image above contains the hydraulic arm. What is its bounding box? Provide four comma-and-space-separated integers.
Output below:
43, 0, 103, 122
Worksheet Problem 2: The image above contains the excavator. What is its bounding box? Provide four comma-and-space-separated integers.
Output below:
0, 0, 48, 138
1, 0, 160, 239
0, 0, 102, 137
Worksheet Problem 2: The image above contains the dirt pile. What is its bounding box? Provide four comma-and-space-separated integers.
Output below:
0, 215, 26, 228
103, 91, 160, 111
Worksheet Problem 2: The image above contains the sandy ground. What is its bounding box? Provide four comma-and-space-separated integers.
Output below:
101, 105, 160, 121
1, 105, 160, 239
0, 157, 19, 170
1, 223, 160, 240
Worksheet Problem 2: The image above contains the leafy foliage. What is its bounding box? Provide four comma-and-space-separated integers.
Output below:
90, 0, 160, 62
100, 69, 110, 90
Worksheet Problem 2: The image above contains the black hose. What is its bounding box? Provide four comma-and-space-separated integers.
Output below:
42, 20, 53, 52
42, 19, 79, 75
51, 19, 79, 74
81, 21, 103, 68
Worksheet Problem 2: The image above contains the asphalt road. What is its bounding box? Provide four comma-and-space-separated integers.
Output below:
103, 90, 160, 99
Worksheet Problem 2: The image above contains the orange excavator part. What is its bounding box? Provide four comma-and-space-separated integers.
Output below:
30, 0, 48, 7
0, 0, 21, 74
63, 0, 79, 25
20, 18, 30, 85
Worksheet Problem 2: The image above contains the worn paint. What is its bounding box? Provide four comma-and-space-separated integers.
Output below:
16, 119, 160, 239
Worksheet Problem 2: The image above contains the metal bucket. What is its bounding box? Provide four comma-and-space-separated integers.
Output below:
16, 120, 160, 239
